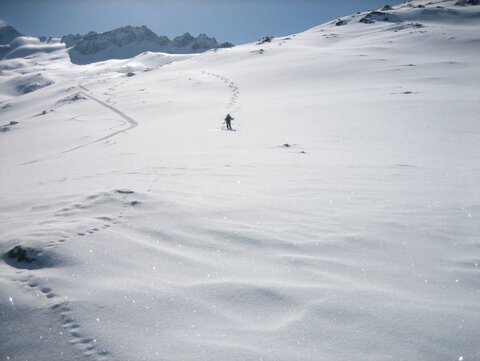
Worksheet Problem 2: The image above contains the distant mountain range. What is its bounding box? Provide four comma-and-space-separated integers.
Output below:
0, 24, 234, 64
62, 25, 234, 64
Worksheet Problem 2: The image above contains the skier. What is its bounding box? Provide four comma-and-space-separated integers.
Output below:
225, 113, 234, 131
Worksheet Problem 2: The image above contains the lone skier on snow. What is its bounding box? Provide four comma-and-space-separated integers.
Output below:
225, 113, 234, 131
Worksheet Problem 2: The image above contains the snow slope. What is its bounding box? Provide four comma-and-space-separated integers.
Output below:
1, 1, 479, 360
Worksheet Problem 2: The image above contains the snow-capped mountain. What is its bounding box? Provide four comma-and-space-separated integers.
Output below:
63, 25, 234, 64
172, 32, 233, 53
0, 25, 23, 45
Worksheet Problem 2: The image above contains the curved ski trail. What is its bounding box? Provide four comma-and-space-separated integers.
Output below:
74, 84, 138, 147
17, 83, 139, 166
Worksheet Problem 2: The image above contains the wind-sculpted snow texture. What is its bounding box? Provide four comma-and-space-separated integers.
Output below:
1, 1, 479, 361
0, 26, 64, 60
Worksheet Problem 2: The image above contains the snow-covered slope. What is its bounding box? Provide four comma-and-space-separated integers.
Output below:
1, 1, 479, 361
64, 26, 234, 64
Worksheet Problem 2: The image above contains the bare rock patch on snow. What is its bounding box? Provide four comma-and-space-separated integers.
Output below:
2, 72, 53, 96
55, 93, 88, 106
257, 36, 274, 45
455, 0, 479, 6
360, 10, 402, 24
0, 120, 19, 132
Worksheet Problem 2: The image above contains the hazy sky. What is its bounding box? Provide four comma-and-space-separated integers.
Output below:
1, 0, 400, 44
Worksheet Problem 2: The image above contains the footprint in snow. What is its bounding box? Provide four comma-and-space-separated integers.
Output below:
13, 271, 112, 360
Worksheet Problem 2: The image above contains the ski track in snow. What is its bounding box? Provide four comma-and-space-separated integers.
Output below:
16, 83, 138, 166
102, 79, 127, 107
7, 189, 139, 361
76, 84, 138, 146
202, 71, 240, 114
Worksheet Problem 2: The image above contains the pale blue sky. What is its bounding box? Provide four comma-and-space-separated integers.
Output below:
1, 0, 400, 44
